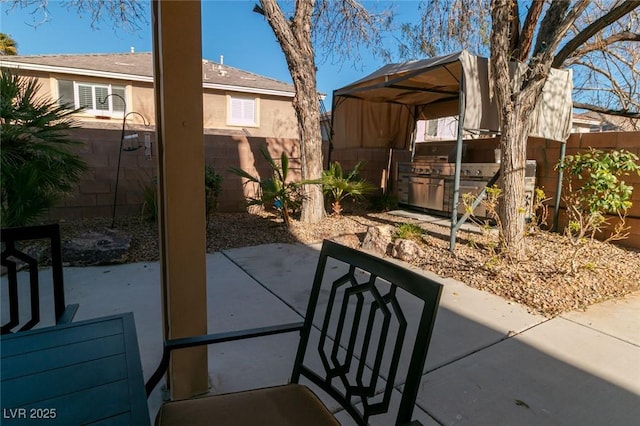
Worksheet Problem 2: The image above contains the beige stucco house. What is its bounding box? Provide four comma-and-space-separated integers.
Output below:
1, 51, 306, 218
1, 52, 298, 138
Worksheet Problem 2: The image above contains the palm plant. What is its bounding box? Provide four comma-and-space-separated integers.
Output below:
0, 33, 18, 56
319, 161, 375, 215
1, 70, 87, 227
230, 145, 303, 227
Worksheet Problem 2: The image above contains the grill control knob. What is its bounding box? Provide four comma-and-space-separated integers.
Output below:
476, 170, 483, 176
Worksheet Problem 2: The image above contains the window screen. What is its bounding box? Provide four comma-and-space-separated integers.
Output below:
112, 87, 126, 112
229, 96, 256, 125
78, 85, 93, 109
95, 86, 109, 111
58, 80, 74, 107
426, 120, 438, 137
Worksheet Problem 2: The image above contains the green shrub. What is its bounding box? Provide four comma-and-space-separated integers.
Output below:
370, 193, 398, 212
316, 161, 375, 215
1, 70, 87, 227
559, 148, 640, 216
205, 165, 223, 225
557, 148, 640, 272
394, 223, 425, 242
230, 145, 302, 226
140, 177, 158, 222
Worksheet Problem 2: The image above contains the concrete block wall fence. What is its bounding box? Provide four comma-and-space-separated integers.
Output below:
46, 127, 638, 248
527, 132, 640, 249
46, 128, 301, 220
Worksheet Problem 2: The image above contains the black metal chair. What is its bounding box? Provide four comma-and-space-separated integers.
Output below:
147, 239, 443, 425
1, 224, 79, 334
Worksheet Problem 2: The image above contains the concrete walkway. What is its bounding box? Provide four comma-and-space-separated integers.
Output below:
5, 243, 639, 425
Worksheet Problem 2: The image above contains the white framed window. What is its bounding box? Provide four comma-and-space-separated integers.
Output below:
58, 80, 126, 116
228, 95, 258, 126
425, 119, 438, 137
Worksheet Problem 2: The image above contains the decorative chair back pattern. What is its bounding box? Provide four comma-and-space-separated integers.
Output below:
292, 240, 442, 425
1, 224, 77, 334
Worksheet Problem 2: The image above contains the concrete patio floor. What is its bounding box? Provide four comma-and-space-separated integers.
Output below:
4, 242, 639, 425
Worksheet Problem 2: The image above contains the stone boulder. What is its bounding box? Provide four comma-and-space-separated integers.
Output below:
63, 228, 131, 266
391, 239, 426, 263
331, 234, 361, 249
362, 225, 395, 256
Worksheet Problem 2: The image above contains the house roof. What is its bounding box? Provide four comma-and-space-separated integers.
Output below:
573, 110, 639, 131
0, 52, 295, 97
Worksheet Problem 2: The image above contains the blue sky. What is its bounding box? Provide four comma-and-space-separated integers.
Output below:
1, 0, 421, 105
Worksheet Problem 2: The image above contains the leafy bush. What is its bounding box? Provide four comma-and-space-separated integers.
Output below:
316, 161, 375, 215
1, 70, 87, 227
230, 145, 303, 226
370, 193, 398, 212
557, 148, 640, 272
559, 148, 639, 216
205, 165, 223, 225
140, 176, 158, 222
140, 167, 223, 225
394, 223, 425, 242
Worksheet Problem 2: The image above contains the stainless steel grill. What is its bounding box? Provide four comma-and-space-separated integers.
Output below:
396, 160, 537, 218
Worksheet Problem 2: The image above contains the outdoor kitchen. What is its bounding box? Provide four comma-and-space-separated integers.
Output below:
330, 51, 572, 248
395, 141, 537, 220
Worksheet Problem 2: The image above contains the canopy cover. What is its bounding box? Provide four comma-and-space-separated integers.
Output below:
332, 50, 573, 149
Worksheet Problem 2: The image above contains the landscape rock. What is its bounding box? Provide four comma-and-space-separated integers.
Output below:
331, 234, 361, 248
392, 239, 426, 263
362, 225, 395, 255
63, 228, 131, 266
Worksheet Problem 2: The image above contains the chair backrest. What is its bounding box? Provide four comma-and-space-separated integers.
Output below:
292, 240, 443, 425
1, 224, 71, 334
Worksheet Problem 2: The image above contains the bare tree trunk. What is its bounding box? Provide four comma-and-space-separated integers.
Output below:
491, 0, 540, 259
260, 0, 325, 224
498, 110, 528, 258
292, 61, 325, 223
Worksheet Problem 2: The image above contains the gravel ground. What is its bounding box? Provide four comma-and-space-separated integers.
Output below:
59, 205, 640, 317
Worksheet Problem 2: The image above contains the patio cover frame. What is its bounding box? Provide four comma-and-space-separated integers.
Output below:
331, 50, 573, 250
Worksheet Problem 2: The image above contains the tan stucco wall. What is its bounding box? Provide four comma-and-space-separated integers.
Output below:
202, 91, 297, 138
130, 83, 156, 124
6, 69, 52, 99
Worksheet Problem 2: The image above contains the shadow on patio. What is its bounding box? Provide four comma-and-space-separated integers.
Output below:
2, 242, 639, 425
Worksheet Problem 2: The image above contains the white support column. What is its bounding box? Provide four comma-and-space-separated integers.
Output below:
152, 0, 208, 399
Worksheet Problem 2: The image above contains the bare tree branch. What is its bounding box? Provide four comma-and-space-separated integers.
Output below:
516, 0, 544, 61
533, 0, 588, 59
312, 0, 393, 66
569, 31, 640, 59
572, 58, 629, 101
553, 1, 640, 67
508, 0, 520, 57
573, 101, 640, 118
8, 0, 147, 31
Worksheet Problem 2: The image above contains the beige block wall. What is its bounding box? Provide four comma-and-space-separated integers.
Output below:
330, 148, 411, 194
46, 128, 301, 220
